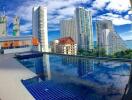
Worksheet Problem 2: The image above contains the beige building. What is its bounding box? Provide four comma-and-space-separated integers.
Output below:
51, 37, 77, 55
0, 16, 7, 37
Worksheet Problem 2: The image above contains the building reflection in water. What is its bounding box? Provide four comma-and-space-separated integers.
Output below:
61, 56, 95, 78
43, 54, 51, 80
20, 55, 51, 81
77, 58, 95, 78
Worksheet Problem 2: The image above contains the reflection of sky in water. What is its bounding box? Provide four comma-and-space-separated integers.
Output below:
19, 54, 131, 100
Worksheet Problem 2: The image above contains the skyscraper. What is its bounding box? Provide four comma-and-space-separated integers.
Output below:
96, 20, 126, 55
13, 16, 20, 36
75, 7, 93, 50
60, 18, 78, 43
32, 6, 48, 52
96, 20, 114, 48
0, 16, 7, 37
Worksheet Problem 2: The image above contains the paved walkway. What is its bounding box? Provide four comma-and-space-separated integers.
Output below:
0, 54, 36, 100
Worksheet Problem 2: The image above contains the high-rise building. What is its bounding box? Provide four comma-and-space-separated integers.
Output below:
60, 18, 78, 43
96, 20, 114, 48
96, 20, 126, 55
75, 7, 93, 50
32, 6, 48, 52
108, 31, 127, 54
0, 16, 7, 37
13, 16, 20, 36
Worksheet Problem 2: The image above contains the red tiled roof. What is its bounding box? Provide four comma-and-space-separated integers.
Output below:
58, 37, 75, 45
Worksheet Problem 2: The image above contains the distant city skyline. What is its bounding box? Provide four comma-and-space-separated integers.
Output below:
0, 0, 132, 41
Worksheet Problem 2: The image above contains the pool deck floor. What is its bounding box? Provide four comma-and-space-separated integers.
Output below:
0, 54, 36, 100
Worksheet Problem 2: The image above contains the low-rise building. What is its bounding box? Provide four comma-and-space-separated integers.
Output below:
0, 35, 39, 54
51, 37, 77, 55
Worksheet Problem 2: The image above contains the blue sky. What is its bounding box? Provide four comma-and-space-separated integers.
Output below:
0, 0, 132, 41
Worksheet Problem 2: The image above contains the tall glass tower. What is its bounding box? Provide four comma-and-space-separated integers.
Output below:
32, 6, 49, 52
75, 7, 93, 50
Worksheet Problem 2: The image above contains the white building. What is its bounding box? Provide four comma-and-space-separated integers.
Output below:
13, 16, 20, 36
108, 31, 127, 54
0, 16, 7, 37
60, 18, 78, 43
75, 7, 94, 50
32, 6, 49, 52
96, 20, 126, 55
101, 29, 110, 55
50, 40, 59, 53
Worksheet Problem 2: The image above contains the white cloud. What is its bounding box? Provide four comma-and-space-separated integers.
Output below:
103, 13, 121, 18
128, 10, 132, 14
98, 13, 132, 25
20, 23, 32, 33
47, 0, 74, 12
120, 31, 132, 40
58, 6, 75, 16
106, 0, 131, 12
88, 8, 98, 15
112, 18, 131, 25
93, 0, 131, 12
92, 0, 109, 10
124, 15, 129, 20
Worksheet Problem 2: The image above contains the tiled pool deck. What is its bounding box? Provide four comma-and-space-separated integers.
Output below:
0, 54, 36, 100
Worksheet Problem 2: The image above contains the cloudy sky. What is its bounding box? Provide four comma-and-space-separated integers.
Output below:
0, 0, 132, 41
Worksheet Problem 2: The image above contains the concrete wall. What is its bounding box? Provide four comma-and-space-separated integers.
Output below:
4, 47, 32, 54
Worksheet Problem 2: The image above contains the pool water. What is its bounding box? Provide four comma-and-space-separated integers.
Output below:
18, 54, 131, 100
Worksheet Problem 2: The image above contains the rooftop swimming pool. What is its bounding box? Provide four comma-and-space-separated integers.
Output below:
17, 53, 131, 100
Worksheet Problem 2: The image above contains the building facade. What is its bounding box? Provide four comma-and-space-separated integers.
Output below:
13, 16, 20, 36
96, 20, 126, 55
108, 31, 127, 54
51, 37, 77, 55
75, 7, 93, 50
32, 6, 49, 52
0, 16, 7, 37
0, 35, 37, 54
60, 18, 78, 43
